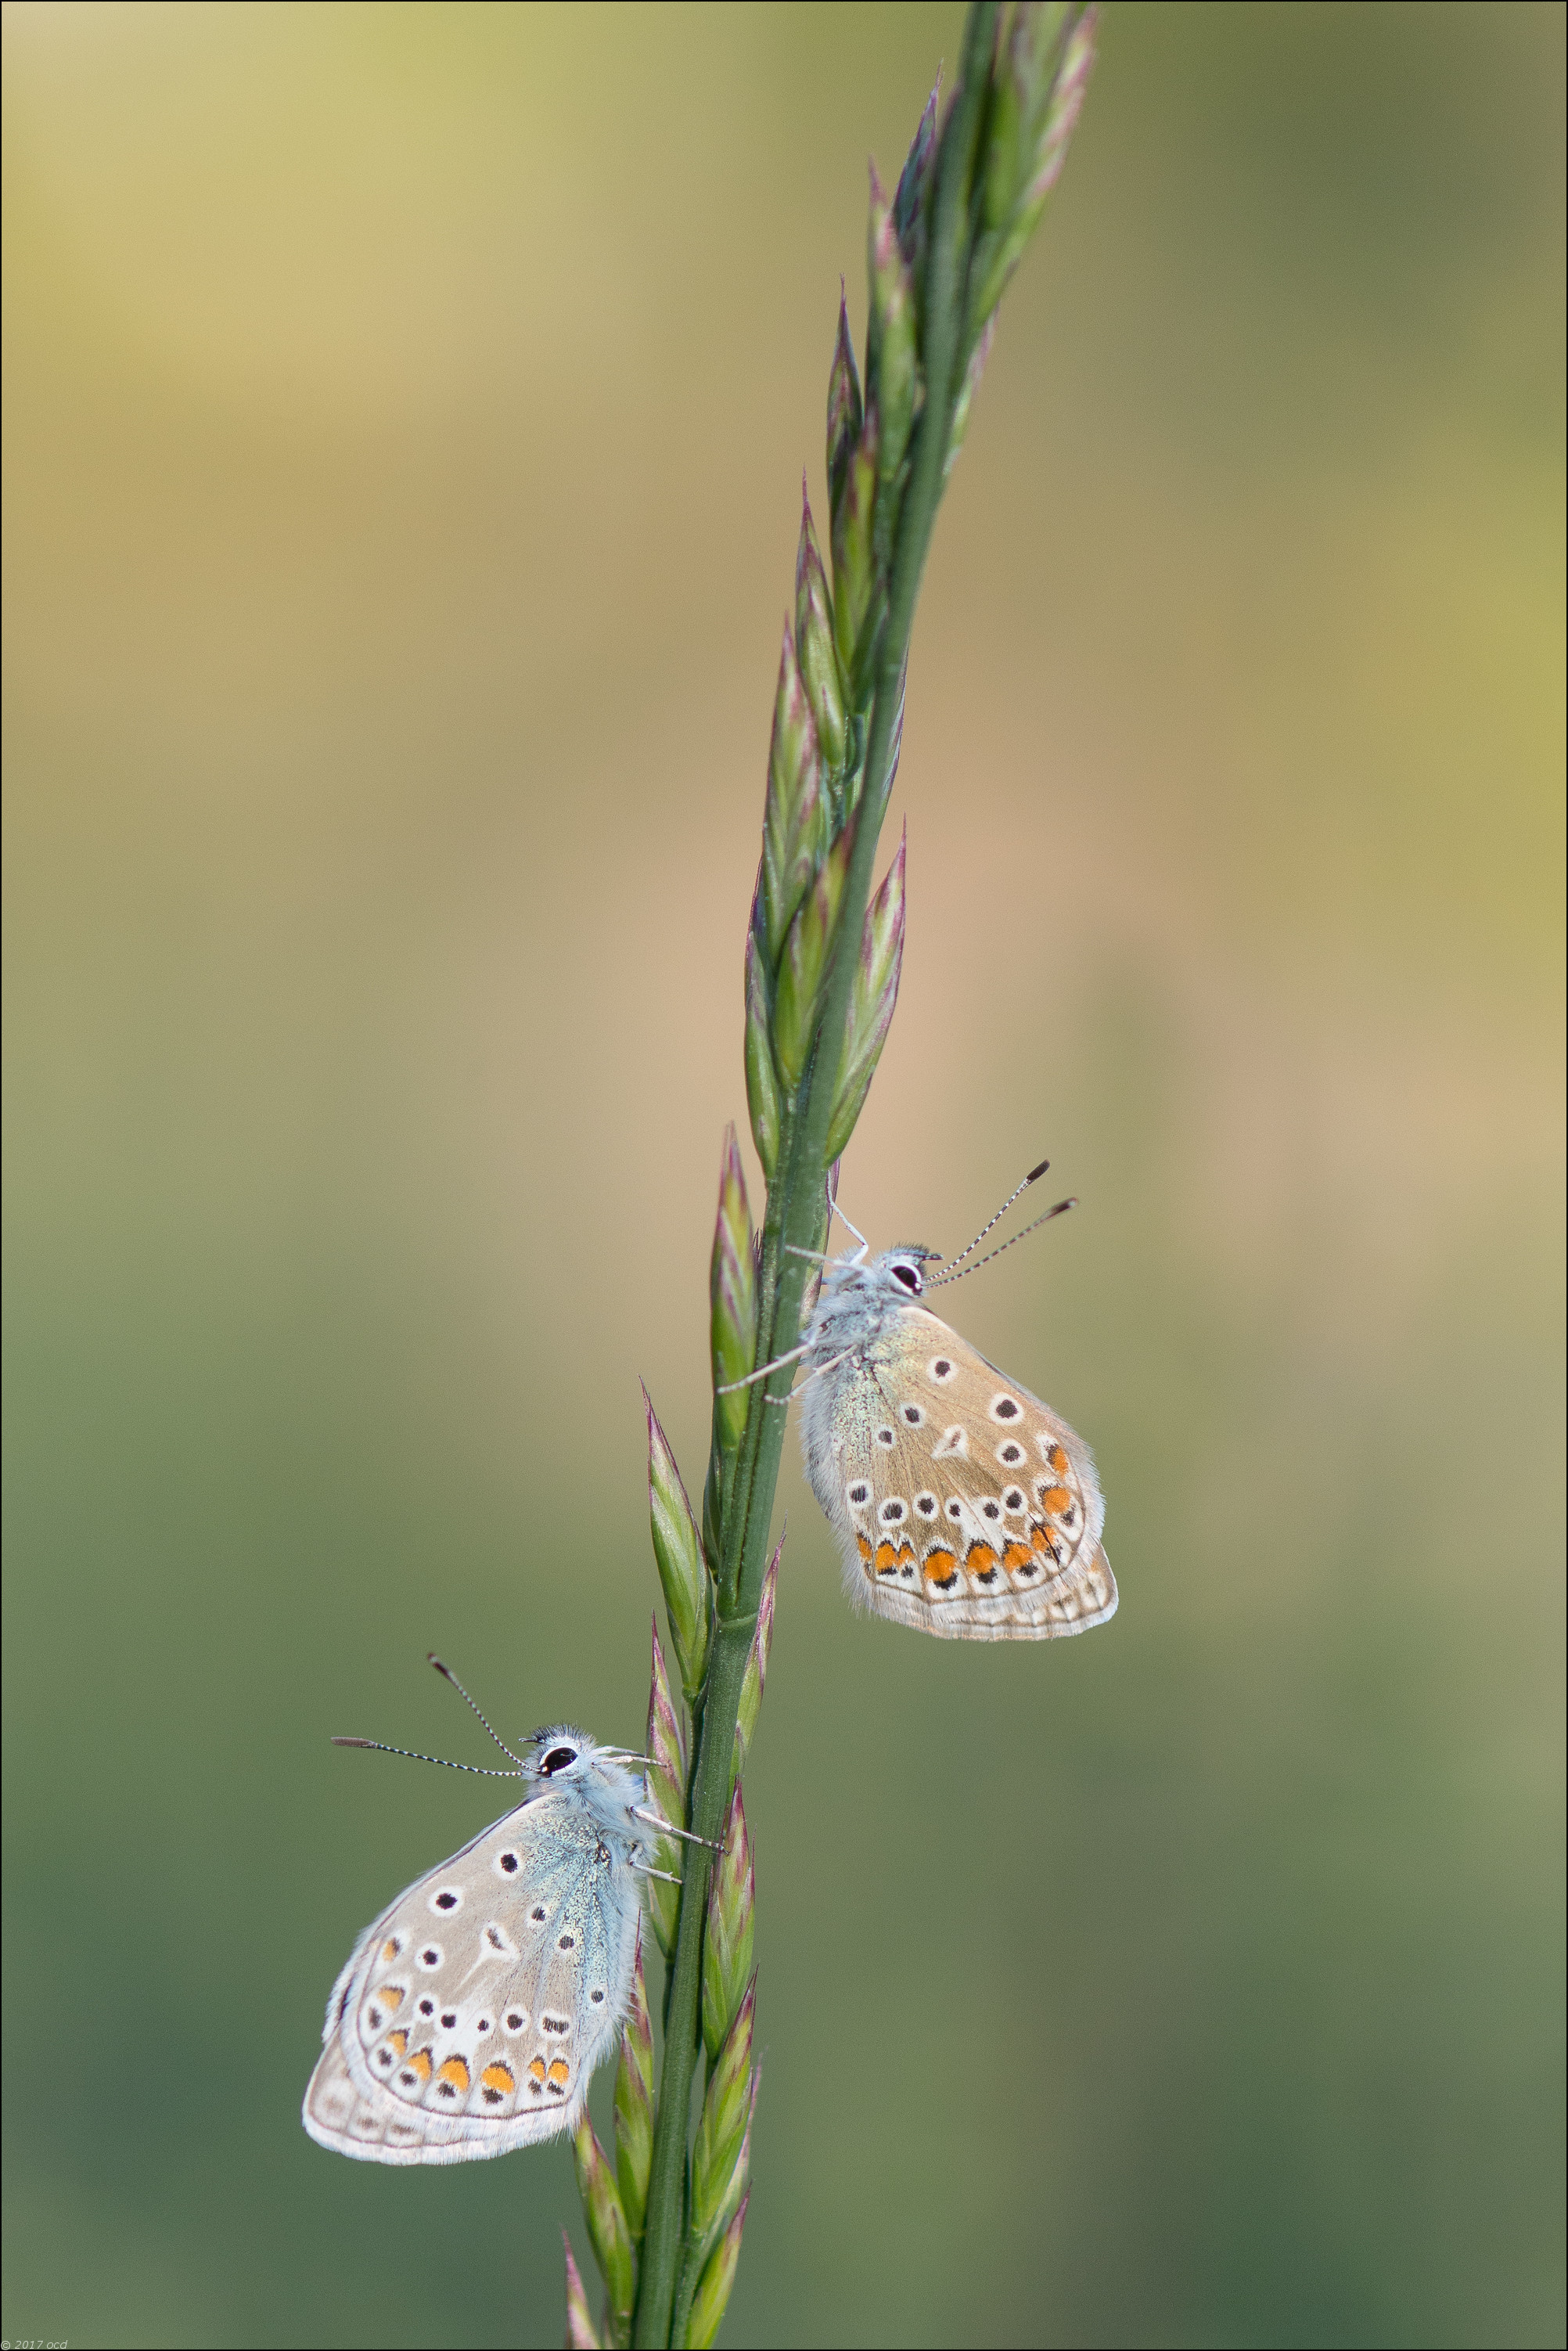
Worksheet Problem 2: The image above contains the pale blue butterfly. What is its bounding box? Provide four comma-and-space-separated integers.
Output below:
304, 1662, 695, 2166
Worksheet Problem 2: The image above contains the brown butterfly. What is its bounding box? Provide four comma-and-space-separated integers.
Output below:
733, 1169, 1114, 1642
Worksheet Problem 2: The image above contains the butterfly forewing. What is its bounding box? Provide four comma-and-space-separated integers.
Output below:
304, 1781, 639, 2166
801, 1296, 1116, 1644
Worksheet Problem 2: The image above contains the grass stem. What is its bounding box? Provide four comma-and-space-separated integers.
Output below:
631, 14, 1001, 2343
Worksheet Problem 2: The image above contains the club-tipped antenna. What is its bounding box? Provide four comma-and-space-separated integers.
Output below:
427, 1653, 529, 1770
926, 1192, 1076, 1288
331, 1736, 521, 1779
933, 1159, 1052, 1280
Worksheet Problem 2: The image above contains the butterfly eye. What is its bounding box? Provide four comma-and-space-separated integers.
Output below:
891, 1261, 922, 1294
541, 1746, 577, 1775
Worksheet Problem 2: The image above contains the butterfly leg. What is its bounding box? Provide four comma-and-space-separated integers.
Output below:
631, 1806, 721, 1852
716, 1337, 812, 1395
764, 1345, 852, 1404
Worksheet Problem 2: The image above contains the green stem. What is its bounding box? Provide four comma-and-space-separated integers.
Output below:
631, 13, 998, 2342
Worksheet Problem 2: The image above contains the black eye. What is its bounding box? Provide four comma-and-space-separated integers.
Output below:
541, 1746, 577, 1775
892, 1262, 921, 1294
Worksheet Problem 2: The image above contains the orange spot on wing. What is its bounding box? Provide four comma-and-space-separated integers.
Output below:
857, 1532, 872, 1560
1048, 1445, 1068, 1473
897, 1541, 915, 1566
527, 2058, 547, 2083
437, 2057, 470, 2092
374, 1983, 403, 2013
1002, 1542, 1034, 1571
923, 1549, 958, 1590
965, 1542, 1002, 1582
876, 1541, 899, 1572
548, 2058, 570, 2087
381, 1939, 400, 1961
387, 2029, 408, 2057
407, 2049, 433, 2083
1041, 1486, 1072, 1516
480, 2062, 515, 2094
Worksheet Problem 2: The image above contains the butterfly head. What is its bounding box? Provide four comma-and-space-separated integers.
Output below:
827, 1241, 940, 1298
523, 1726, 646, 1829
807, 1244, 941, 1357
882, 1245, 940, 1296
523, 1726, 596, 1782
820, 1242, 938, 1305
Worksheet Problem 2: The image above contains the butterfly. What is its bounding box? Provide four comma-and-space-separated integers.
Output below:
742, 1166, 1116, 1642
304, 1699, 682, 2166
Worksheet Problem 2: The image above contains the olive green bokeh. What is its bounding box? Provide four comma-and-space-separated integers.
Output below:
2, 5, 1562, 2346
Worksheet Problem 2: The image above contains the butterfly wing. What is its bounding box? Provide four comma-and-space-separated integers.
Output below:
304, 1793, 638, 2165
800, 1304, 1116, 1642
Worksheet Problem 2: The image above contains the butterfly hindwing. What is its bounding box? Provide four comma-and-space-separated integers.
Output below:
800, 1287, 1116, 1643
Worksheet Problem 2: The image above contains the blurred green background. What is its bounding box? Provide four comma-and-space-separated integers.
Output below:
2, 4, 1563, 2346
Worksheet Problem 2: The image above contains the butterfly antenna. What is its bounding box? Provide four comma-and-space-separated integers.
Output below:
331, 1736, 521, 1779
926, 1194, 1076, 1288
933, 1158, 1052, 1279
427, 1654, 530, 1769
